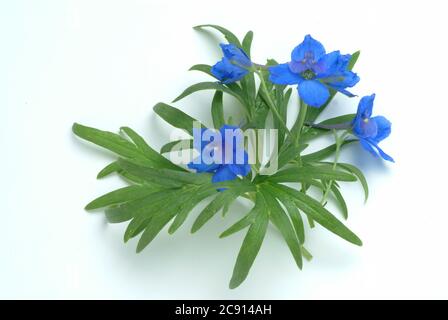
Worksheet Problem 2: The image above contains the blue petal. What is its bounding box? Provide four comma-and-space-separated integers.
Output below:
288, 60, 308, 74
353, 94, 375, 125
212, 166, 237, 184
359, 138, 378, 157
229, 163, 251, 176
359, 138, 394, 162
211, 57, 248, 84
220, 43, 251, 67
372, 116, 391, 143
375, 144, 394, 162
298, 80, 330, 107
335, 88, 357, 97
291, 35, 326, 62
335, 53, 351, 71
188, 158, 220, 173
268, 63, 303, 85
314, 50, 341, 76
325, 71, 360, 90
353, 117, 378, 139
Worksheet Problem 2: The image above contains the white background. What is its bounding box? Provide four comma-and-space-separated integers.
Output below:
1, 0, 448, 299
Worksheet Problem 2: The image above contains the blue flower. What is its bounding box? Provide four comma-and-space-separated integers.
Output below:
211, 44, 252, 84
352, 94, 394, 162
268, 35, 360, 107
188, 125, 251, 186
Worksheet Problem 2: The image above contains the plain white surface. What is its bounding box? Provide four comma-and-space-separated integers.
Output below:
1, 0, 448, 299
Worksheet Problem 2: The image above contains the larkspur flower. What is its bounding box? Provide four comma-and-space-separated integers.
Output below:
211, 44, 252, 84
268, 35, 360, 107
188, 125, 251, 186
352, 94, 394, 162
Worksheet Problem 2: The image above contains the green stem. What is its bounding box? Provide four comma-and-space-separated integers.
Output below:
295, 100, 308, 167
320, 130, 348, 205
256, 70, 290, 135
295, 100, 308, 145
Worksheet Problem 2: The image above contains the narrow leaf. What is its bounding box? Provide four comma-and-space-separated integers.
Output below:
211, 91, 225, 128
261, 188, 303, 269
172, 82, 245, 106
273, 190, 305, 244
194, 24, 242, 47
120, 126, 183, 171
301, 139, 356, 162
97, 161, 120, 179
242, 31, 253, 57
267, 165, 357, 183
191, 187, 251, 233
331, 184, 348, 219
72, 123, 141, 159
338, 163, 369, 202
153, 103, 204, 136
118, 158, 210, 187
220, 200, 260, 238
229, 196, 268, 289
168, 186, 217, 234
160, 139, 193, 154
270, 183, 362, 246
85, 185, 156, 210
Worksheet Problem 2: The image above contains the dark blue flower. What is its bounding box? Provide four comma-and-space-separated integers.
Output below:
211, 44, 252, 84
268, 35, 360, 107
188, 125, 251, 186
352, 94, 394, 162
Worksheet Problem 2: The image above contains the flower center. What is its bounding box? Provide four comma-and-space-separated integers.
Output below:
301, 69, 316, 80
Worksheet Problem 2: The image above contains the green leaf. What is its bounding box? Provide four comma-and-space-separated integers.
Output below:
160, 139, 193, 154
301, 139, 356, 162
118, 158, 210, 187
124, 216, 151, 242
189, 64, 214, 77
272, 190, 305, 244
302, 114, 356, 142
331, 184, 348, 219
276, 143, 308, 170
266, 165, 357, 183
270, 183, 362, 246
168, 186, 217, 234
105, 207, 133, 224
211, 91, 225, 128
338, 163, 369, 202
229, 196, 268, 289
122, 189, 194, 245
241, 72, 256, 111
172, 82, 245, 106
348, 50, 360, 70
242, 31, 253, 58
120, 126, 183, 171
153, 103, 204, 136
73, 123, 141, 159
136, 209, 177, 253
220, 199, 260, 238
97, 161, 120, 179
194, 24, 242, 47
122, 189, 184, 242
260, 188, 303, 269
85, 185, 157, 210
191, 187, 252, 233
